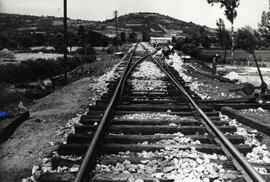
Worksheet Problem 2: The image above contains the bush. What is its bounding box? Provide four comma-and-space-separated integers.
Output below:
0, 55, 94, 83
181, 43, 201, 58
78, 55, 96, 63
195, 53, 213, 63
76, 45, 96, 55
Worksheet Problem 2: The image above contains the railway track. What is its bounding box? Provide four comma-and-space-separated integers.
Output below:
38, 43, 269, 182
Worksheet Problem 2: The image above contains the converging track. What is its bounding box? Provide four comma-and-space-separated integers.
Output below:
39, 43, 269, 182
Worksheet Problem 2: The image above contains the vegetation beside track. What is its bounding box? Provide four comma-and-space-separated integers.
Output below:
0, 55, 96, 83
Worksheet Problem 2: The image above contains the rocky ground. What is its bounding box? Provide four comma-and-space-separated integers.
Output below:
167, 53, 270, 136
166, 53, 247, 100
0, 46, 128, 182
1, 44, 270, 181
239, 108, 270, 127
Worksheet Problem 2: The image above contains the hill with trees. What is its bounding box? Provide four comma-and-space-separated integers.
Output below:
93, 12, 217, 41
0, 12, 218, 50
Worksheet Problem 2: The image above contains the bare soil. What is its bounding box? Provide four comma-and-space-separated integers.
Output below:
1, 47, 268, 182
185, 59, 270, 125
0, 49, 124, 182
239, 108, 270, 128
183, 60, 246, 100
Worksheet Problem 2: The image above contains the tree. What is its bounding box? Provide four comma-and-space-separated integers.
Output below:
86, 30, 109, 47
67, 31, 77, 51
172, 37, 177, 43
16, 34, 33, 49
259, 11, 270, 48
120, 32, 126, 43
32, 33, 46, 46
77, 26, 86, 54
129, 32, 137, 42
0, 32, 9, 49
181, 43, 201, 57
113, 36, 122, 46
236, 27, 267, 93
201, 35, 211, 49
52, 32, 65, 52
207, 0, 240, 60
99, 36, 109, 47
142, 32, 150, 42
216, 18, 230, 63
77, 44, 95, 55
114, 10, 119, 51
174, 39, 184, 51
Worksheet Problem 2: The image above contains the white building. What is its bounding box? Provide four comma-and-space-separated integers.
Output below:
150, 37, 172, 44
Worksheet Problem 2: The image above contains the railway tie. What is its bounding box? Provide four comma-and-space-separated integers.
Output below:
38, 43, 268, 182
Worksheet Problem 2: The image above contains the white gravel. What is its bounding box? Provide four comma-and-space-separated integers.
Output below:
96, 148, 233, 182
131, 60, 167, 92
115, 112, 195, 121
220, 113, 270, 174
22, 56, 126, 182
165, 53, 211, 100
132, 61, 166, 79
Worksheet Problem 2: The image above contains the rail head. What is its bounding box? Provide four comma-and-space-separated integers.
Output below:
74, 44, 138, 182
141, 43, 266, 182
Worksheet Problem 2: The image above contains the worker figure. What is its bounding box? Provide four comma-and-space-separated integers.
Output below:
162, 45, 173, 59
212, 54, 219, 75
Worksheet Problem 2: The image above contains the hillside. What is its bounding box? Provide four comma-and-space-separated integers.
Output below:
0, 12, 217, 39
94, 12, 217, 38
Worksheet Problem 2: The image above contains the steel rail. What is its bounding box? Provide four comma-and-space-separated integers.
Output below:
120, 52, 157, 96
74, 44, 138, 182
141, 44, 266, 182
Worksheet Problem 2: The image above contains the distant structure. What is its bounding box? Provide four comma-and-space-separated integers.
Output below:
150, 37, 172, 44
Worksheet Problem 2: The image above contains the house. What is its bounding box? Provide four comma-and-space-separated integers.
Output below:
52, 20, 63, 26
150, 37, 172, 44
105, 33, 116, 38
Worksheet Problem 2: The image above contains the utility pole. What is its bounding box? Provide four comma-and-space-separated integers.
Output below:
114, 10, 118, 51
123, 16, 126, 43
63, 0, 68, 80
231, 20, 235, 61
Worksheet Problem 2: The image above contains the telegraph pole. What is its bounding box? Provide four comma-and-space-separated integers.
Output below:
63, 0, 68, 80
123, 16, 126, 42
114, 10, 118, 51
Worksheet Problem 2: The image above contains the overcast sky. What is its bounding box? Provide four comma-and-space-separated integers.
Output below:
0, 0, 269, 29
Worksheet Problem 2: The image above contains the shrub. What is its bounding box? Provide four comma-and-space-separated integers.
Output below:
0, 56, 94, 83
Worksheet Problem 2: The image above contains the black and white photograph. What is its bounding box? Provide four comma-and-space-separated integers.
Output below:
1, 0, 270, 181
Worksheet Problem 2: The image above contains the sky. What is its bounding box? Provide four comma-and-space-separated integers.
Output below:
0, 0, 269, 29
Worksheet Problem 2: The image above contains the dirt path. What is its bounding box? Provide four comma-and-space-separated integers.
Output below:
0, 47, 125, 181
0, 77, 99, 181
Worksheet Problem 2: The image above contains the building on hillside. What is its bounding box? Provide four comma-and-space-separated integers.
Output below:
105, 33, 116, 38
150, 37, 172, 44
204, 27, 217, 34
15, 27, 38, 31
52, 20, 63, 26
210, 43, 222, 49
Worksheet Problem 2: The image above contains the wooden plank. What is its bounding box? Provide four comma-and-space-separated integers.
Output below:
92, 173, 244, 182
221, 106, 270, 137
67, 133, 244, 145
109, 125, 236, 135
102, 143, 251, 155
196, 70, 233, 82
57, 143, 252, 156
212, 103, 270, 110
110, 118, 228, 126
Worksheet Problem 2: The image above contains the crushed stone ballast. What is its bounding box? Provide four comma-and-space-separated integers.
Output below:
27, 43, 269, 182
